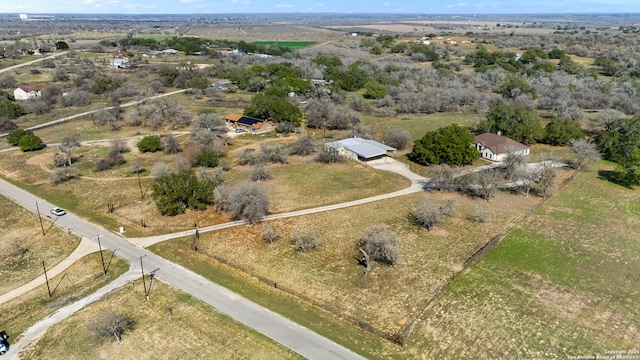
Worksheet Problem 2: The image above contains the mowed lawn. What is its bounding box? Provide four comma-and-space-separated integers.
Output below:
408, 161, 640, 359
23, 281, 303, 360
0, 195, 80, 294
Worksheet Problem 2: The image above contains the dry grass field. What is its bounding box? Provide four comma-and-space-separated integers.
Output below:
22, 281, 302, 360
186, 25, 340, 42
0, 138, 409, 236
0, 195, 80, 294
0, 253, 128, 340
152, 186, 543, 336
406, 162, 640, 358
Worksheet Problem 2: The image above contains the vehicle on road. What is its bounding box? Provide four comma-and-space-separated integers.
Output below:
0, 331, 8, 355
50, 207, 66, 216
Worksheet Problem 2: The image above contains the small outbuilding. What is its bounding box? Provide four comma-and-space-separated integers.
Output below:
325, 137, 396, 162
474, 132, 530, 162
213, 79, 232, 89
14, 85, 41, 100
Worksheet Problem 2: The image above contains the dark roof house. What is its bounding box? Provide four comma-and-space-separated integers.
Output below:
474, 133, 530, 161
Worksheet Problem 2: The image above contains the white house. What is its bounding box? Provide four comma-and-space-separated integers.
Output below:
14, 85, 41, 101
474, 133, 530, 162
325, 137, 396, 162
109, 57, 128, 70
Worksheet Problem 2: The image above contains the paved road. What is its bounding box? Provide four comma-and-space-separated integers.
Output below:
0, 52, 68, 75
0, 178, 365, 360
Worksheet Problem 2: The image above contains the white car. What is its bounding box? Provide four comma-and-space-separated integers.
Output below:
50, 207, 66, 216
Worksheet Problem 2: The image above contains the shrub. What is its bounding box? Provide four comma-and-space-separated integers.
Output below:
195, 147, 219, 167
315, 147, 343, 163
18, 133, 44, 152
137, 135, 163, 153
7, 129, 29, 146
51, 167, 79, 183
95, 159, 112, 171
0, 117, 17, 131
293, 230, 323, 252
262, 224, 281, 244
289, 134, 316, 156
152, 170, 213, 216
87, 310, 135, 343
412, 200, 455, 230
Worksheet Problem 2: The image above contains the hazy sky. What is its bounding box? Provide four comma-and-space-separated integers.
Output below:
2, 0, 639, 14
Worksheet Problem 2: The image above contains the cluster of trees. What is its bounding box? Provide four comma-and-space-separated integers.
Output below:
408, 125, 479, 166
7, 129, 44, 152
596, 117, 640, 186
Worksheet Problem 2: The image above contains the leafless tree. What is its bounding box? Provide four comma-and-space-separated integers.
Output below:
86, 310, 135, 343
262, 224, 281, 244
51, 167, 79, 183
472, 169, 501, 200
358, 224, 401, 266
537, 162, 557, 198
429, 165, 455, 191
0, 117, 18, 132
315, 146, 343, 164
413, 201, 454, 231
292, 229, 323, 252
468, 207, 491, 223
151, 161, 170, 178
568, 139, 600, 170
58, 136, 79, 167
502, 150, 526, 181
382, 128, 411, 150
227, 182, 269, 223
162, 134, 181, 154
289, 134, 316, 156
250, 163, 272, 182
514, 166, 536, 198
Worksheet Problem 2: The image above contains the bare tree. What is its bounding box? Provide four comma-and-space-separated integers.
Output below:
51, 167, 79, 183
502, 150, 526, 181
315, 146, 343, 163
382, 128, 411, 150
292, 230, 323, 252
262, 224, 281, 244
413, 201, 446, 231
162, 134, 181, 154
429, 165, 455, 191
537, 162, 557, 199
58, 136, 79, 167
151, 161, 170, 178
473, 169, 501, 200
289, 134, 316, 156
468, 207, 491, 223
228, 182, 269, 223
250, 163, 272, 182
86, 310, 135, 343
514, 165, 536, 198
568, 139, 600, 171
358, 224, 401, 265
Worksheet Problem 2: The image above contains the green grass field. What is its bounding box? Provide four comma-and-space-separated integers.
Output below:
408, 161, 640, 358
251, 41, 318, 49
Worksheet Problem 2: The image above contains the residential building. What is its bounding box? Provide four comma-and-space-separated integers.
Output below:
474, 132, 530, 162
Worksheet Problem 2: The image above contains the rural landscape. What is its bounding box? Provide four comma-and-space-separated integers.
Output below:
0, 10, 639, 360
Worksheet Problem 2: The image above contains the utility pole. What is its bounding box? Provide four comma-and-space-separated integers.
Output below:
140, 255, 148, 300
35, 201, 45, 236
95, 235, 106, 275
42, 261, 51, 297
